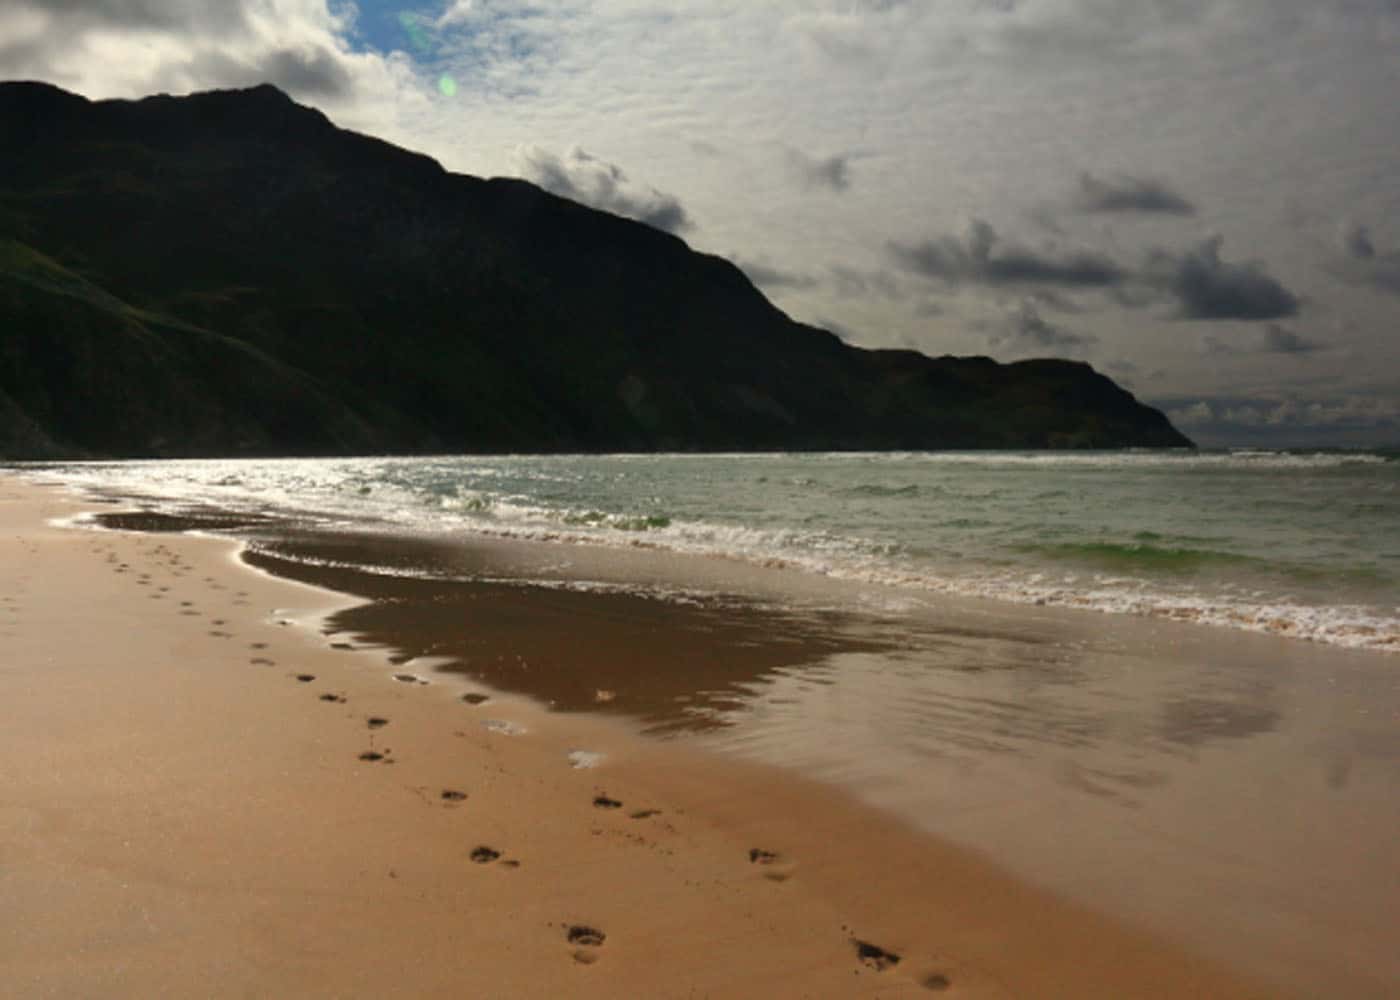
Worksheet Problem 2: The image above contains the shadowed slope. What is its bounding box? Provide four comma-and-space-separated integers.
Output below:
0, 82, 1191, 457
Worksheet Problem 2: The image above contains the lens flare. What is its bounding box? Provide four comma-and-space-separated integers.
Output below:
437, 74, 458, 98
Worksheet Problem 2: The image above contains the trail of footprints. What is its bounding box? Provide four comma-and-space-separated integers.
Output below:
83, 526, 950, 989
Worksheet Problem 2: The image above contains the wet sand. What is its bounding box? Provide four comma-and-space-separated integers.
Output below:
0, 478, 1334, 996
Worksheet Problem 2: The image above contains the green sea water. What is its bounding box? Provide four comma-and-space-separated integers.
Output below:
26, 448, 1400, 652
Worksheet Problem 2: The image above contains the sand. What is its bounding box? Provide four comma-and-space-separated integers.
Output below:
0, 478, 1277, 997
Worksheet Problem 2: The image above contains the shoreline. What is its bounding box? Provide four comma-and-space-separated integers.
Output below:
20, 450, 1397, 657
0, 476, 1289, 997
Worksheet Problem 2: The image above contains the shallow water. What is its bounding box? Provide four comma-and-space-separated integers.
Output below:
25, 449, 1399, 651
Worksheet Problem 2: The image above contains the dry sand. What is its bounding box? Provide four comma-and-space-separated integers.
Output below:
0, 478, 1274, 998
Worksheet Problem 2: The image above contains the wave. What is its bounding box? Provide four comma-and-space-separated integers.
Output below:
840, 483, 922, 498
24, 455, 1400, 655
1018, 541, 1257, 573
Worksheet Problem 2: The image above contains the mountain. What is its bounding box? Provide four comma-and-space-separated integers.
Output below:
0, 82, 1191, 458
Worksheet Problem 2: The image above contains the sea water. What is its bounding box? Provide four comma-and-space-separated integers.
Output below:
27, 449, 1399, 652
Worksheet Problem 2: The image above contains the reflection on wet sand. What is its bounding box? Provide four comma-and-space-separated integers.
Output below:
242, 535, 894, 735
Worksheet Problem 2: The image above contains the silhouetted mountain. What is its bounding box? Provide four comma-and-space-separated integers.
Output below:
0, 82, 1191, 457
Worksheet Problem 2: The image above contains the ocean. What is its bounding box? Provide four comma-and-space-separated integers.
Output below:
27, 449, 1399, 652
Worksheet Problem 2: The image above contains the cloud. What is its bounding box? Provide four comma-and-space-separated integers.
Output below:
891, 223, 1300, 323
1073, 171, 1195, 216
1204, 324, 1323, 356
982, 299, 1097, 359
1146, 236, 1300, 320
186, 43, 354, 98
0, 0, 410, 106
1342, 222, 1377, 259
26, 0, 250, 33
888, 218, 1125, 289
1166, 394, 1400, 443
435, 1, 476, 31
734, 258, 817, 291
1261, 324, 1322, 354
1333, 222, 1400, 296
518, 146, 692, 233
828, 264, 901, 299
783, 148, 852, 193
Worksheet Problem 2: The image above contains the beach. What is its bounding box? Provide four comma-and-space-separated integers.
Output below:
0, 475, 1310, 997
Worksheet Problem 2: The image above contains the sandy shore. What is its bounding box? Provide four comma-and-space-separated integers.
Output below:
0, 478, 1275, 998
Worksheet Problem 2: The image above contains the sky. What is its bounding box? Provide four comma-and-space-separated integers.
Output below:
3, 1, 1398, 447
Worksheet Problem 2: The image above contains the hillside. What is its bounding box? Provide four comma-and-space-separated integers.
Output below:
0, 82, 1191, 457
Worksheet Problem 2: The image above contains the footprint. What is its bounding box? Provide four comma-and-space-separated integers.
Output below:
921, 973, 952, 991
392, 673, 425, 685
629, 809, 661, 820
852, 939, 901, 972
441, 790, 467, 802
367, 717, 389, 729
294, 674, 315, 683
567, 925, 606, 964
592, 795, 622, 810
319, 693, 346, 703
461, 692, 490, 705
470, 846, 501, 864
358, 751, 387, 762
749, 848, 794, 881
250, 657, 275, 666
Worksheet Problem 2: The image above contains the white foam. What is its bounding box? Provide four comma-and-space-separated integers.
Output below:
482, 719, 526, 736
25, 454, 1399, 656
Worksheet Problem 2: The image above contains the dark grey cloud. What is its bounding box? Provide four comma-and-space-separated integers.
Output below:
1343, 222, 1377, 259
519, 146, 692, 234
1026, 288, 1087, 313
176, 44, 354, 100
1074, 171, 1195, 216
890, 223, 1300, 322
1262, 324, 1322, 354
888, 219, 1125, 289
262, 46, 353, 99
989, 300, 1097, 355
1204, 324, 1323, 356
784, 148, 852, 193
1334, 223, 1400, 296
1147, 237, 1300, 321
25, 0, 249, 33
